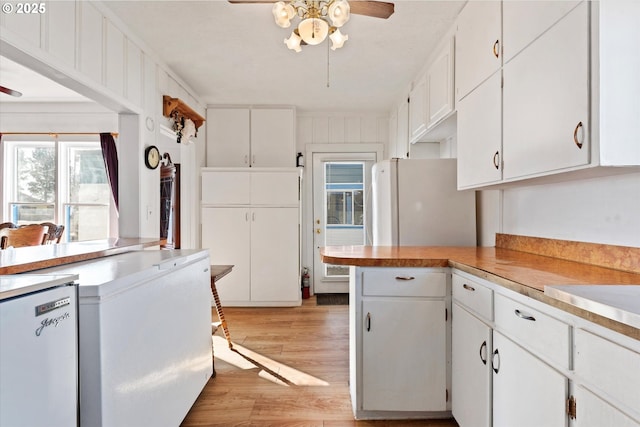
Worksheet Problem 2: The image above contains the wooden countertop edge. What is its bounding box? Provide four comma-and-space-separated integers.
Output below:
321, 248, 640, 340
0, 239, 161, 275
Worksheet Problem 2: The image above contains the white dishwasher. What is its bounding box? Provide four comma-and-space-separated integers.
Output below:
0, 274, 79, 427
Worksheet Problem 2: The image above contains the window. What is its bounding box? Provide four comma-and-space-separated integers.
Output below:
3, 140, 112, 242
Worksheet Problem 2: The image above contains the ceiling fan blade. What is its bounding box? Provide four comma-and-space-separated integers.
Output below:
349, 1, 394, 19
228, 0, 395, 19
0, 85, 22, 97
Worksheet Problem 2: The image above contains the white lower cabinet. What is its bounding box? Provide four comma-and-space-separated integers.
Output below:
576, 386, 640, 427
202, 206, 299, 305
351, 267, 450, 419
452, 303, 492, 427
492, 332, 568, 427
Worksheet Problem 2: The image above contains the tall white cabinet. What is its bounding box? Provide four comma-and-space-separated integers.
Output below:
201, 168, 301, 306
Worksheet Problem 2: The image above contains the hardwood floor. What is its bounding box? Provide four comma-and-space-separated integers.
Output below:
181, 297, 459, 427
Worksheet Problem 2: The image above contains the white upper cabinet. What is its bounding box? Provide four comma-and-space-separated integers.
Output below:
457, 72, 502, 189
427, 38, 455, 127
408, 73, 428, 144
206, 107, 295, 167
503, 1, 589, 180
502, 1, 580, 62
455, 1, 502, 102
250, 108, 295, 168
206, 108, 251, 167
456, 0, 640, 189
408, 37, 455, 144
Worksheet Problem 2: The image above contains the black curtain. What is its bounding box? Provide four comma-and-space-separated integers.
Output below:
99, 133, 119, 211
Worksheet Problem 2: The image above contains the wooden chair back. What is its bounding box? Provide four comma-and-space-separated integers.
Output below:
0, 224, 48, 249
0, 222, 16, 230
40, 222, 65, 244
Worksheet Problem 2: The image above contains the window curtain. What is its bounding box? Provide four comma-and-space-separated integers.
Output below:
99, 133, 119, 211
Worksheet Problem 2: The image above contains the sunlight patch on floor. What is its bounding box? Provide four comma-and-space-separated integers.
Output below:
212, 335, 330, 387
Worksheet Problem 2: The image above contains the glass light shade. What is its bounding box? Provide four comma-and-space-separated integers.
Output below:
328, 0, 350, 27
297, 17, 329, 45
329, 28, 348, 50
284, 31, 302, 52
272, 1, 295, 28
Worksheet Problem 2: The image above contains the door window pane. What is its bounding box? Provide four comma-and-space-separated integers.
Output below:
67, 147, 109, 204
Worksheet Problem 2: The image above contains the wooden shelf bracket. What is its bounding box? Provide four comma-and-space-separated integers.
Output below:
162, 95, 205, 130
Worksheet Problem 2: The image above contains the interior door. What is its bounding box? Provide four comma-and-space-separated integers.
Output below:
312, 152, 376, 294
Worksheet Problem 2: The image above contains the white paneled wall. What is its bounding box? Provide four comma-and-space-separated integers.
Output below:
0, 0, 205, 247
297, 113, 389, 150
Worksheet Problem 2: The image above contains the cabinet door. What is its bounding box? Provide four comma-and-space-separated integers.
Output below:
452, 303, 491, 427
201, 207, 251, 302
362, 299, 447, 411
428, 38, 454, 127
250, 171, 299, 206
503, 2, 589, 180
201, 171, 250, 205
206, 108, 250, 167
492, 332, 567, 427
575, 386, 640, 427
456, 0, 502, 101
250, 207, 299, 302
457, 72, 502, 189
396, 99, 409, 158
250, 108, 295, 167
409, 73, 428, 143
503, 0, 580, 62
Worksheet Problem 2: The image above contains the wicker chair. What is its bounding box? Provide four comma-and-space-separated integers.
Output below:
40, 222, 65, 244
0, 224, 48, 249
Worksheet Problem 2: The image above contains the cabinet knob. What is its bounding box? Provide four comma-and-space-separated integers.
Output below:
573, 121, 584, 149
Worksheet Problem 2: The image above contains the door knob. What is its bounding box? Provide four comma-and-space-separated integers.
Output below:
316, 228, 321, 234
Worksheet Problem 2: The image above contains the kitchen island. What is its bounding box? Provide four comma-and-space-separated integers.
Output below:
322, 234, 640, 424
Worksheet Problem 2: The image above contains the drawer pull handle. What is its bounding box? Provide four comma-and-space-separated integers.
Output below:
491, 348, 500, 374
395, 276, 415, 281
479, 340, 487, 365
515, 309, 536, 321
366, 312, 371, 332
493, 39, 500, 58
493, 151, 500, 170
463, 283, 476, 292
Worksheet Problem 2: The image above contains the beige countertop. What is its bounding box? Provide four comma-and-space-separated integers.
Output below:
321, 235, 640, 340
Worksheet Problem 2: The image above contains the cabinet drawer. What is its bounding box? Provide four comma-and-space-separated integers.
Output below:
452, 273, 493, 321
575, 328, 640, 417
495, 293, 570, 369
362, 269, 446, 297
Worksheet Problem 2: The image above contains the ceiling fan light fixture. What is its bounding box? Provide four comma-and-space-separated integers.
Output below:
272, 1, 295, 28
328, 0, 350, 27
284, 30, 303, 52
329, 27, 348, 50
298, 17, 329, 45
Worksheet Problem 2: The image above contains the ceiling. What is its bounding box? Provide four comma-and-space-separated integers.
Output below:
0, 1, 465, 113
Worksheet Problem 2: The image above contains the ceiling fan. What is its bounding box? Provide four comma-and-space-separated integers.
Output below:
229, 0, 394, 52
228, 0, 395, 19
0, 85, 22, 97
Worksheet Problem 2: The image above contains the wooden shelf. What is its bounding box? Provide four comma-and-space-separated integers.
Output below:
163, 96, 205, 129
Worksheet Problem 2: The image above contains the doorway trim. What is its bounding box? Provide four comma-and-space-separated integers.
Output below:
302, 143, 384, 295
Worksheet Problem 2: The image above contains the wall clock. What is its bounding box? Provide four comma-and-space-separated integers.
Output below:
144, 145, 161, 169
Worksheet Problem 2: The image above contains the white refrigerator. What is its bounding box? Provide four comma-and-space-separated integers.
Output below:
372, 158, 476, 246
